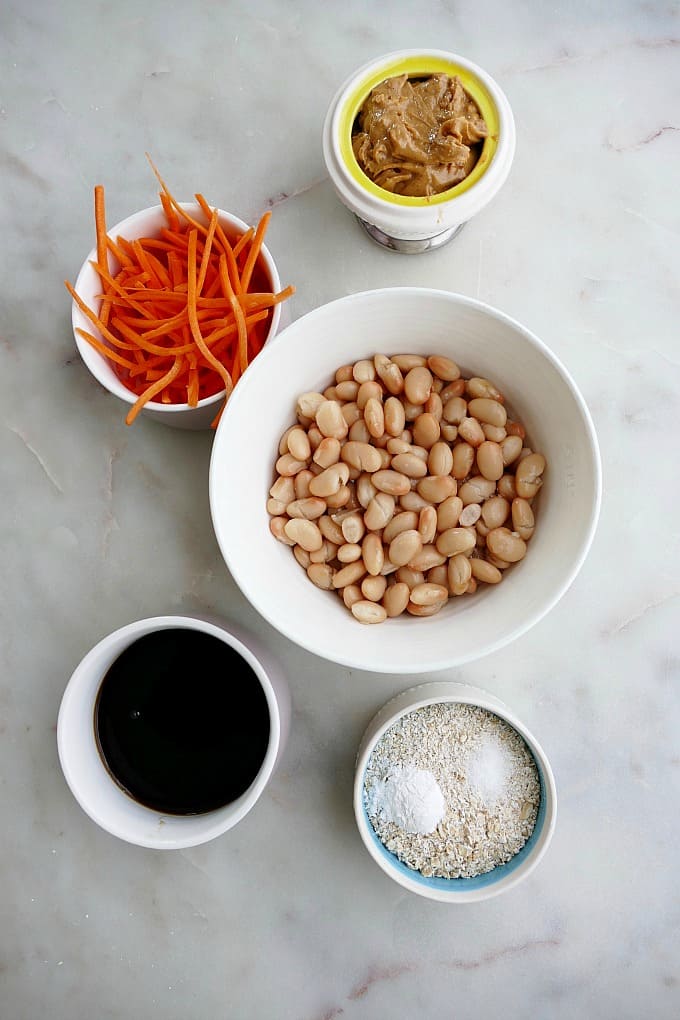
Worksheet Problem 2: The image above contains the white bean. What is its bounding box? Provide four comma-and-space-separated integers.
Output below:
286, 497, 327, 520
284, 518, 323, 552
313, 437, 341, 468
427, 355, 460, 382
363, 492, 395, 531
307, 563, 334, 589
316, 400, 348, 440
467, 398, 507, 428
309, 463, 350, 497
436, 527, 476, 556
404, 366, 433, 404
351, 600, 387, 624
470, 558, 503, 584
383, 582, 410, 617
361, 574, 387, 602
410, 582, 449, 606
486, 527, 527, 562
383, 511, 419, 544
372, 470, 411, 496
389, 530, 423, 567
391, 453, 428, 479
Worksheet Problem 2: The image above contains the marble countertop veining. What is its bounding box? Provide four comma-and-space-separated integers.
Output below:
1, 1, 679, 1018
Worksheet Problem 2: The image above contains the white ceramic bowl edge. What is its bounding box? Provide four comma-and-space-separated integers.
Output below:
57, 614, 290, 849
209, 287, 601, 673
72, 204, 282, 430
322, 49, 516, 241
353, 682, 557, 902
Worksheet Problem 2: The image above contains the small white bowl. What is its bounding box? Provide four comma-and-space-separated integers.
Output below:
71, 203, 281, 429
209, 288, 601, 674
322, 49, 515, 252
57, 615, 290, 849
354, 682, 557, 902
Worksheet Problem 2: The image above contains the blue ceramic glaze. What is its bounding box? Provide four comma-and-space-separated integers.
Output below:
361, 756, 546, 893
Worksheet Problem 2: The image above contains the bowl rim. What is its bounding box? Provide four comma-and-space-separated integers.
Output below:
352, 681, 557, 902
209, 287, 602, 673
71, 202, 282, 415
56, 614, 283, 849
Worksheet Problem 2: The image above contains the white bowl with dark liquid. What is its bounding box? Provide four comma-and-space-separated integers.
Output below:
57, 615, 290, 849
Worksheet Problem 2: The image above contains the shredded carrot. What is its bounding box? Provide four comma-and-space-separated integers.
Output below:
66, 164, 295, 424
126, 357, 185, 425
240, 210, 271, 293
232, 226, 254, 259
219, 254, 248, 373
167, 250, 183, 288
75, 329, 137, 370
196, 208, 218, 296
65, 280, 136, 350
105, 234, 134, 269
159, 190, 179, 232
94, 185, 113, 328
187, 230, 234, 400
195, 193, 242, 294
94, 186, 107, 264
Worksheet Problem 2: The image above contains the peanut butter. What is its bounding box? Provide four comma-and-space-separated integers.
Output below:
352, 73, 488, 197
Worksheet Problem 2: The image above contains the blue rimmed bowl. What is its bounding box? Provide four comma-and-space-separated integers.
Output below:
353, 681, 556, 902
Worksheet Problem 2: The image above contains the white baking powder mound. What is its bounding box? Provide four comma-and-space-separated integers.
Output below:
366, 764, 445, 835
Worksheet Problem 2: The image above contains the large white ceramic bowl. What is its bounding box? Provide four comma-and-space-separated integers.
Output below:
209, 289, 601, 673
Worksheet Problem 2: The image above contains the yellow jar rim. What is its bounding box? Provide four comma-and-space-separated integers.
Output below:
338, 56, 500, 207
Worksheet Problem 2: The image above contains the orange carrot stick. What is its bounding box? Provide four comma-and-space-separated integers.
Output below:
240, 210, 271, 293
159, 190, 179, 231
167, 250, 183, 288
65, 280, 137, 350
88, 261, 158, 321
116, 236, 138, 264
105, 234, 135, 270
115, 304, 216, 330
194, 309, 268, 348
112, 316, 193, 357
219, 254, 248, 373
75, 329, 138, 370
210, 406, 224, 429
140, 309, 191, 339
232, 226, 254, 258
145, 153, 209, 237
194, 193, 242, 294
187, 230, 233, 399
126, 356, 185, 425
196, 208, 218, 296
136, 245, 173, 289
94, 185, 114, 327
239, 285, 295, 311
94, 186, 107, 270
129, 240, 163, 288
187, 354, 199, 407
135, 237, 183, 253
203, 273, 223, 300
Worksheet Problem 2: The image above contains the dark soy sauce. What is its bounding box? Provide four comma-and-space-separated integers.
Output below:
95, 629, 270, 815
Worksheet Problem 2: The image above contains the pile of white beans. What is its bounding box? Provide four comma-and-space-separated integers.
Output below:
267, 354, 546, 624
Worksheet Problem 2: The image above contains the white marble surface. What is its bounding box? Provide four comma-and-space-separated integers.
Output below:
2, 1, 679, 1017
